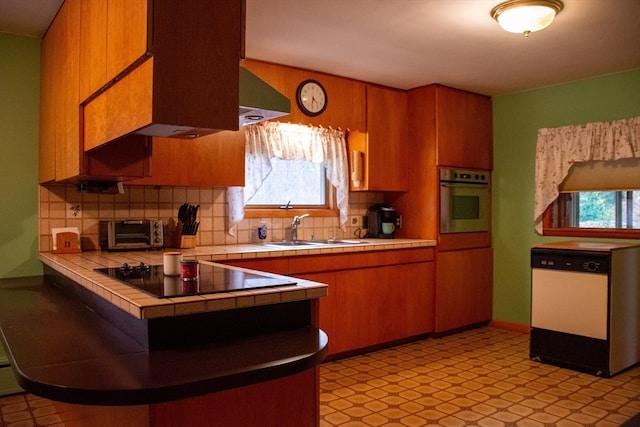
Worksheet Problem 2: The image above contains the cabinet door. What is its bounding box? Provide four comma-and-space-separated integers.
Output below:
435, 85, 493, 169
333, 268, 377, 354
435, 247, 493, 333
84, 58, 153, 151
106, 0, 148, 82
79, 0, 107, 102
51, 0, 82, 181
403, 262, 435, 337
79, 0, 147, 102
39, 15, 57, 183
362, 85, 408, 191
333, 263, 433, 355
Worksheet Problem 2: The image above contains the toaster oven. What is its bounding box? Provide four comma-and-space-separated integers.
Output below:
99, 220, 164, 251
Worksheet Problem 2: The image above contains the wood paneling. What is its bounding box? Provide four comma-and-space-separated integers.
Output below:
242, 59, 367, 131
150, 369, 318, 427
54, 368, 319, 427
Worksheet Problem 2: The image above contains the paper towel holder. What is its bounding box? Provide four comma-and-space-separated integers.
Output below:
351, 150, 364, 188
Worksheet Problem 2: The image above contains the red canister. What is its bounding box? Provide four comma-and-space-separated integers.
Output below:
180, 260, 199, 280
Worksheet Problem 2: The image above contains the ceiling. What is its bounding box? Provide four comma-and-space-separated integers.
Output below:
1, 0, 639, 96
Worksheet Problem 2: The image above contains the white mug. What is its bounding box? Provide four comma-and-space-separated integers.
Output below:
163, 251, 182, 276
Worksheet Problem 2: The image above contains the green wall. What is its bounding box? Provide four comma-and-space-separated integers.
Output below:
492, 68, 640, 325
0, 33, 42, 278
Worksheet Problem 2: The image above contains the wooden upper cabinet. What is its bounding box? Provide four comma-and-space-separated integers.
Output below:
39, 8, 58, 183
348, 85, 408, 192
39, 0, 82, 183
432, 84, 493, 170
78, 0, 106, 102
39, 0, 153, 184
83, 0, 243, 150
241, 59, 366, 131
105, 0, 148, 82
129, 130, 246, 187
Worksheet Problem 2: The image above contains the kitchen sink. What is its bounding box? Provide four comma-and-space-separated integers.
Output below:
266, 239, 368, 247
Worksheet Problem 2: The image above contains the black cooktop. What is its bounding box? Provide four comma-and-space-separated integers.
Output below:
94, 262, 297, 298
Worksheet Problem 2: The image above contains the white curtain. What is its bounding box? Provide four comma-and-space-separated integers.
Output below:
227, 121, 349, 236
534, 116, 640, 234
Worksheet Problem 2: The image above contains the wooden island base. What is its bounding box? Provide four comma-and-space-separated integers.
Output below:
54, 368, 318, 427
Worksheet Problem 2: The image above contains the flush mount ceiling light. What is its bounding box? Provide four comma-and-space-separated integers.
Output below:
491, 0, 564, 37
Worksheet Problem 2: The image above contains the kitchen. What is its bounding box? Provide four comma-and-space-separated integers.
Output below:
1, 0, 640, 426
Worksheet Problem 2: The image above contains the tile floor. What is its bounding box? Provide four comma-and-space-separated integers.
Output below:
0, 393, 63, 427
319, 327, 640, 426
1, 327, 639, 427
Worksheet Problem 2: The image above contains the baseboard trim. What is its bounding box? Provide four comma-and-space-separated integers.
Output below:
489, 319, 531, 334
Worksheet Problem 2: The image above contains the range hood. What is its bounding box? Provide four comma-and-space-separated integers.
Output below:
239, 68, 291, 127
135, 68, 291, 139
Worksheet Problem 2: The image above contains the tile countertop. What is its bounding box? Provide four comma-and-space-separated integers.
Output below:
39, 238, 435, 320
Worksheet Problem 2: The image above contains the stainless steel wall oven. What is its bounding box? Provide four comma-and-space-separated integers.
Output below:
439, 167, 490, 234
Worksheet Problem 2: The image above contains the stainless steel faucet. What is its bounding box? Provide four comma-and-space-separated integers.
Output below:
291, 214, 309, 241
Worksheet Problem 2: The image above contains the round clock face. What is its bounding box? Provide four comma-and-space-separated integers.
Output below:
296, 80, 327, 116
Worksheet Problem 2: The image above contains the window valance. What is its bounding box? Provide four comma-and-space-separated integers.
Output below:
534, 116, 640, 234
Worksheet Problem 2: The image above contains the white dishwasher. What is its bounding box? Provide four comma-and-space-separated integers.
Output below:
530, 241, 640, 377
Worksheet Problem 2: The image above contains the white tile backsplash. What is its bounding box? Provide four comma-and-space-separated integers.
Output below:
38, 183, 382, 252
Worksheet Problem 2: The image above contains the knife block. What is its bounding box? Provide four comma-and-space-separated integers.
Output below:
173, 221, 197, 249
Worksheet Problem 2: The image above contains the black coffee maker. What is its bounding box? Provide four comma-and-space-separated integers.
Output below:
365, 204, 398, 239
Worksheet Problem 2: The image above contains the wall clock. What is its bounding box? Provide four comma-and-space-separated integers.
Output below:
296, 79, 327, 116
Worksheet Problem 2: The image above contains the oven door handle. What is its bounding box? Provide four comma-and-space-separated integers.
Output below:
440, 182, 489, 188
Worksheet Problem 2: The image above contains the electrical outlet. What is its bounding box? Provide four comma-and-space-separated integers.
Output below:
349, 215, 362, 227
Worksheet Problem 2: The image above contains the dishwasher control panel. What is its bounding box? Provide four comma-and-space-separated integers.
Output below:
531, 248, 610, 274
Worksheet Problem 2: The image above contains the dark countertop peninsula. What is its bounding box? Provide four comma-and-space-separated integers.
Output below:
0, 274, 327, 406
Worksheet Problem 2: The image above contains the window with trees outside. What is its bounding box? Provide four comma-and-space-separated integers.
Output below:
246, 159, 328, 207
544, 190, 640, 238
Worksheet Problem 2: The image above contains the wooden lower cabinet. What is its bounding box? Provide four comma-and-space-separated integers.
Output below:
435, 247, 493, 333
330, 262, 433, 355
221, 248, 435, 358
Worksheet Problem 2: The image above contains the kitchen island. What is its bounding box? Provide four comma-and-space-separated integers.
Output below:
2, 250, 339, 425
